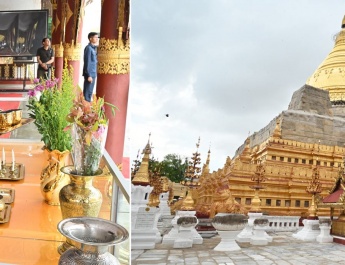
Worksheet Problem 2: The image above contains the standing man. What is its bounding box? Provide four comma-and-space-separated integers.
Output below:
36, 37, 54, 79
83, 32, 99, 102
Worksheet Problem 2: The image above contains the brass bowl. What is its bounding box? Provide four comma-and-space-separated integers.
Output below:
0, 110, 14, 129
11, 109, 22, 125
0, 109, 22, 129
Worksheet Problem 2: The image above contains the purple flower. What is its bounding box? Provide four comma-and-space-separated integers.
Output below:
33, 78, 40, 84
28, 89, 37, 97
45, 80, 56, 89
94, 124, 107, 139
35, 84, 45, 91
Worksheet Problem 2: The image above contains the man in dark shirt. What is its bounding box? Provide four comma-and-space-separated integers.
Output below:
36, 37, 54, 80
83, 32, 99, 102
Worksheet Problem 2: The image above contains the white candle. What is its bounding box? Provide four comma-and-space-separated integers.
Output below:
12, 149, 15, 171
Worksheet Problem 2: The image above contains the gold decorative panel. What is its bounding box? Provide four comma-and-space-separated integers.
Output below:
97, 28, 130, 75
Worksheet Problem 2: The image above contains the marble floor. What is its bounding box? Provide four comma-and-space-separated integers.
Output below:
131, 231, 345, 265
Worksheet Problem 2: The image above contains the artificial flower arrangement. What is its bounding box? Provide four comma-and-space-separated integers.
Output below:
27, 65, 75, 152
64, 92, 117, 175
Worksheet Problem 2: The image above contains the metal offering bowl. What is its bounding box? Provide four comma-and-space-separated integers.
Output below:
0, 109, 22, 129
11, 109, 22, 125
57, 217, 129, 254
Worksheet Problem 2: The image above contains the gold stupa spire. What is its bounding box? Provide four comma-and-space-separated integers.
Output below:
132, 134, 152, 186
306, 15, 345, 101
201, 147, 211, 178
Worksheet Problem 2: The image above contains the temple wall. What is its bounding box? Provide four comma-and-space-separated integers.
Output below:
281, 110, 345, 147
332, 105, 345, 118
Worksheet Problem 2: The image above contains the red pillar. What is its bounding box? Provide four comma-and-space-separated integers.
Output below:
97, 0, 130, 167
51, 0, 63, 82
62, 0, 85, 86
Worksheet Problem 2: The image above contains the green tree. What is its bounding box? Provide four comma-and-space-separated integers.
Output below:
131, 154, 188, 183
160, 154, 188, 183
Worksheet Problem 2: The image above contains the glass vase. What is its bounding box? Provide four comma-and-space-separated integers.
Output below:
71, 123, 108, 176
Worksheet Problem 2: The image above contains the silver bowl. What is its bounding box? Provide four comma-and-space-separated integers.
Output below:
58, 217, 129, 264
58, 216, 128, 247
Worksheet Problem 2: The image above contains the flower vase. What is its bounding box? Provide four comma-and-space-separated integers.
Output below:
57, 217, 129, 265
40, 149, 71, 205
71, 123, 108, 176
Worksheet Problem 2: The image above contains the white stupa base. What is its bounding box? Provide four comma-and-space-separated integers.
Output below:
214, 230, 242, 251
155, 231, 162, 243
250, 228, 269, 246
264, 231, 273, 242
316, 226, 333, 243
173, 238, 193, 248
293, 219, 320, 241
191, 229, 203, 244
236, 212, 263, 243
131, 230, 157, 249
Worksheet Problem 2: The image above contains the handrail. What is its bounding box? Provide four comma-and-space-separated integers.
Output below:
103, 150, 130, 264
103, 150, 130, 203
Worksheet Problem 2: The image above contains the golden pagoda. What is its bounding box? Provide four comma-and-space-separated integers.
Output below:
196, 15, 345, 218
179, 137, 202, 211
132, 136, 152, 186
306, 16, 345, 103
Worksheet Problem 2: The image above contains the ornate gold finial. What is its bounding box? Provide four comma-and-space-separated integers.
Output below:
148, 164, 163, 207
201, 146, 211, 178
180, 188, 195, 211
306, 164, 322, 219
206, 145, 211, 166
132, 134, 152, 186
249, 160, 266, 212
272, 118, 281, 138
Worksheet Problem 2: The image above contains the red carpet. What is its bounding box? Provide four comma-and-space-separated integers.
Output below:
0, 93, 23, 139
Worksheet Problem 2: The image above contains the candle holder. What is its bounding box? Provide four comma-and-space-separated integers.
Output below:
0, 163, 24, 180
9, 165, 19, 179
0, 161, 7, 177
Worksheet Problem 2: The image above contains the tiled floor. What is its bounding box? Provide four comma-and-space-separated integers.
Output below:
131, 232, 345, 265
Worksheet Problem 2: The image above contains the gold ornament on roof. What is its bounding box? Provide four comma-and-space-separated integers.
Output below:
249, 160, 266, 212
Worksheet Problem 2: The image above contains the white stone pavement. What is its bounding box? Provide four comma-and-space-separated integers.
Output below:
131, 231, 345, 265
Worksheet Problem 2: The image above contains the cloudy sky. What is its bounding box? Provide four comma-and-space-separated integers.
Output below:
129, 1, 345, 172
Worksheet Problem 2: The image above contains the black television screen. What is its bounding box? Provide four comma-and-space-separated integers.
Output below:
0, 10, 48, 57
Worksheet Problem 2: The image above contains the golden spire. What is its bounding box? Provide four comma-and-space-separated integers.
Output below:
132, 134, 152, 186
181, 137, 202, 187
249, 160, 266, 212
272, 118, 281, 139
201, 147, 211, 177
240, 137, 252, 162
306, 15, 345, 101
